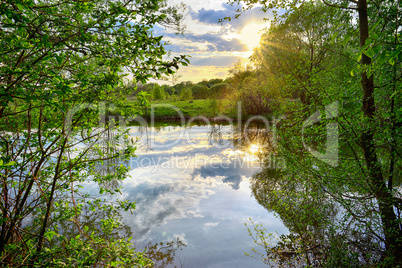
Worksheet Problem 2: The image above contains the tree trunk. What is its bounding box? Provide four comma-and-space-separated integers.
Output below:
357, 0, 402, 262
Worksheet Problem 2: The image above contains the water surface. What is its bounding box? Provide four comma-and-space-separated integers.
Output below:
118, 125, 287, 267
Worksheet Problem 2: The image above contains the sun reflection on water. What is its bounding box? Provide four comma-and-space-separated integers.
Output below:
249, 144, 260, 154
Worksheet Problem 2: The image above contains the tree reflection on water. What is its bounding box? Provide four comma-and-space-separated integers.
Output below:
145, 237, 186, 268
241, 122, 385, 267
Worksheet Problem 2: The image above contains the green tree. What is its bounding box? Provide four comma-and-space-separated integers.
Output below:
179, 87, 193, 100
228, 68, 278, 116
136, 91, 151, 117
228, 0, 402, 265
209, 82, 231, 99
153, 84, 166, 100
251, 2, 347, 106
0, 0, 187, 265
173, 80, 193, 96
190, 84, 209, 99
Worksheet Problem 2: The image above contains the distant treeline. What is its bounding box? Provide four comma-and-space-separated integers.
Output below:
127, 78, 233, 101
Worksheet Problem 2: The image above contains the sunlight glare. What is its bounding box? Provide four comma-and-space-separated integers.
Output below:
238, 23, 266, 51
249, 144, 260, 154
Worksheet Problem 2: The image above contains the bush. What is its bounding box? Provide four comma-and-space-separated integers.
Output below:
153, 85, 166, 100
236, 75, 273, 116
180, 87, 193, 100
191, 84, 209, 99
209, 83, 232, 99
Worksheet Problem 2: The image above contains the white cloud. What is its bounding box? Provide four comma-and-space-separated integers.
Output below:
203, 222, 220, 230
156, 1, 272, 81
169, 0, 228, 14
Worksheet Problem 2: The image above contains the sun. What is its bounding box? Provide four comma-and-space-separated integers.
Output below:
238, 23, 266, 51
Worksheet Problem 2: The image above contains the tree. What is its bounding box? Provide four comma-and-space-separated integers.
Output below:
227, 66, 278, 116
136, 91, 151, 117
179, 87, 193, 100
153, 84, 166, 100
227, 0, 402, 265
190, 84, 209, 99
209, 83, 231, 99
0, 0, 187, 265
173, 80, 193, 96
251, 2, 347, 106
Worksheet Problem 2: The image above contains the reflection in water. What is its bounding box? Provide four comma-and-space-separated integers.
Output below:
249, 166, 334, 266
244, 121, 342, 266
247, 123, 385, 266
92, 128, 129, 192
145, 237, 186, 268
86, 122, 391, 266
87, 124, 294, 266
116, 124, 288, 267
51, 197, 184, 267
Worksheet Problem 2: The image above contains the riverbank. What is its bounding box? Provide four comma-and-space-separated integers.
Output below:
110, 99, 275, 124
111, 99, 233, 119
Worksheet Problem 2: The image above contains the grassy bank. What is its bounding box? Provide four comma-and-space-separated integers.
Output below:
150, 99, 232, 118
111, 99, 235, 120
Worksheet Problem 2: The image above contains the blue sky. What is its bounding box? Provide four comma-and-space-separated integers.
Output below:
155, 0, 272, 82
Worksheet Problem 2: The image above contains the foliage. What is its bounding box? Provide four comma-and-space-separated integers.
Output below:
136, 78, 232, 102
252, 2, 347, 106
226, 0, 402, 266
190, 84, 209, 99
232, 71, 276, 116
152, 84, 166, 101
0, 0, 187, 266
197, 78, 224, 88
145, 237, 186, 268
179, 87, 193, 101
136, 91, 151, 117
209, 83, 231, 99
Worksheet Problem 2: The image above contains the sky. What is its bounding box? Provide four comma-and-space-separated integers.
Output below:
153, 0, 272, 83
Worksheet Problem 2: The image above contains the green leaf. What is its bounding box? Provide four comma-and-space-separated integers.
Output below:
45, 231, 58, 241
341, 34, 351, 46
364, 48, 374, 59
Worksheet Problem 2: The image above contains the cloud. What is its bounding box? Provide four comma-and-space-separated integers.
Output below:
203, 222, 220, 231
190, 56, 243, 66
165, 32, 248, 53
172, 65, 230, 82
191, 3, 240, 25
214, 71, 227, 77
190, 3, 271, 31
189, 33, 247, 52
122, 178, 215, 239
146, 2, 275, 83
222, 174, 242, 190
193, 159, 257, 190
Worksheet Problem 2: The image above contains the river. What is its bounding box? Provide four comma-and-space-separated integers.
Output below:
86, 124, 288, 267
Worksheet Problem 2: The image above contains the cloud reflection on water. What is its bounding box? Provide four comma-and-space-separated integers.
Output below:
118, 125, 287, 267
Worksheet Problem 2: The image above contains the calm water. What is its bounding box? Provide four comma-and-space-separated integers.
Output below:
94, 124, 288, 267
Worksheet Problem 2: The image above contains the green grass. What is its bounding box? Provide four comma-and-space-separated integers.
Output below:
151, 99, 234, 118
